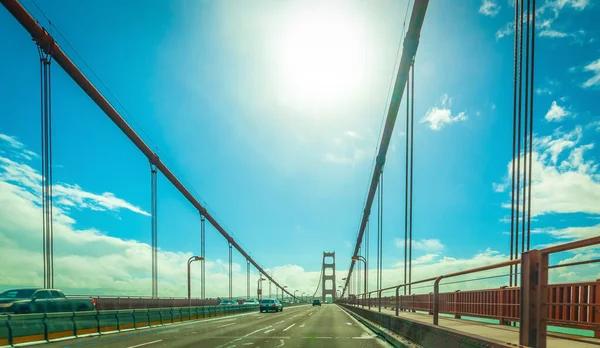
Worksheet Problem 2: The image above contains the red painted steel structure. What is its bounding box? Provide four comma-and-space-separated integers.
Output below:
342, 0, 430, 299
341, 236, 600, 347
0, 0, 295, 300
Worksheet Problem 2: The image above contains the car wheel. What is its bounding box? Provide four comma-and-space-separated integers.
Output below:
280, 307, 283, 312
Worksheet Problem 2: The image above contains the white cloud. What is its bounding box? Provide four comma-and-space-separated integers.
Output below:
479, 0, 501, 16
492, 182, 507, 192
0, 134, 24, 149
539, 29, 569, 38
581, 58, 600, 88
395, 238, 445, 252
0, 154, 150, 217
52, 184, 150, 217
533, 0, 590, 41
344, 240, 352, 248
498, 125, 600, 217
536, 87, 552, 95
587, 120, 600, 132
496, 22, 514, 40
420, 94, 467, 131
545, 100, 571, 122
540, 224, 600, 240
0, 151, 318, 297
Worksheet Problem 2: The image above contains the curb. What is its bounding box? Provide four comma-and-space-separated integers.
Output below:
338, 305, 421, 348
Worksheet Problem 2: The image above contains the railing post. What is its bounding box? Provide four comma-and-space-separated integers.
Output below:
595, 279, 600, 338
499, 286, 508, 325
454, 290, 461, 319
395, 286, 400, 316
433, 276, 443, 325
378, 290, 382, 312
519, 249, 547, 348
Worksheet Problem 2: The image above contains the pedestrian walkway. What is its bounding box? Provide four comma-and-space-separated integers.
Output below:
357, 305, 600, 348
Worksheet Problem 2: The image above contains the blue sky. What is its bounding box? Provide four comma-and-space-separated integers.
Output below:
1, 0, 599, 298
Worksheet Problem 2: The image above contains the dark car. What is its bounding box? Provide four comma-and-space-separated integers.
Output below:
312, 299, 321, 306
260, 299, 282, 312
0, 288, 96, 314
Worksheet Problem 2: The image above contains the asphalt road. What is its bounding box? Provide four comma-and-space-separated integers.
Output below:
43, 304, 393, 348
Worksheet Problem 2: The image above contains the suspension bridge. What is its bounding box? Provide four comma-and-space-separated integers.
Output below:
1, 0, 599, 347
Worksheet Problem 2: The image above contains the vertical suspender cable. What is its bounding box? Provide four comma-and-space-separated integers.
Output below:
521, 0, 531, 254
150, 164, 158, 297
201, 215, 206, 299
229, 243, 233, 299
364, 220, 370, 293
509, 0, 520, 287
379, 172, 383, 291
515, 0, 524, 267
38, 48, 46, 288
527, 0, 536, 251
47, 56, 54, 288
403, 70, 410, 296
38, 45, 53, 289
247, 260, 250, 299
408, 64, 415, 295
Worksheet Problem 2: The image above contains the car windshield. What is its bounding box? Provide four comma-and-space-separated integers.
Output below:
0, 289, 36, 299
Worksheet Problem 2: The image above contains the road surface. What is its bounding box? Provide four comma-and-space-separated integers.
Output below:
44, 304, 393, 347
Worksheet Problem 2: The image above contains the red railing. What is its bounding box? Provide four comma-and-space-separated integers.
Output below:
341, 236, 600, 348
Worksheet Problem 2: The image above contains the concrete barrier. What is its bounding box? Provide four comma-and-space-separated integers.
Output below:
45, 312, 75, 340
0, 315, 10, 346
2, 304, 254, 346
74, 311, 99, 336
116, 310, 135, 330
97, 310, 118, 333
133, 309, 149, 328
339, 304, 515, 348
7, 313, 46, 345
148, 308, 162, 326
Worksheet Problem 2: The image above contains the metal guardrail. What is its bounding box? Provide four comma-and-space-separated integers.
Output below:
0, 304, 259, 346
66, 295, 220, 310
339, 236, 600, 348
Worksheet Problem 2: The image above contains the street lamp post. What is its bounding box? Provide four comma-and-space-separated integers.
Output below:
282, 286, 287, 301
352, 255, 367, 308
294, 290, 298, 302
188, 256, 205, 306
257, 276, 266, 300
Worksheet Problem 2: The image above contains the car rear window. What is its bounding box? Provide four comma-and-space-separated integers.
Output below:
260, 300, 274, 304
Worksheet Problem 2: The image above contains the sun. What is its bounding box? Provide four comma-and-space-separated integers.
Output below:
274, 2, 367, 107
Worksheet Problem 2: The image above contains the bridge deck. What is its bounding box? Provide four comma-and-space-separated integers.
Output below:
362, 306, 600, 347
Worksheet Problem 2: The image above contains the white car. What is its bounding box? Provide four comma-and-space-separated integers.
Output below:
243, 299, 259, 305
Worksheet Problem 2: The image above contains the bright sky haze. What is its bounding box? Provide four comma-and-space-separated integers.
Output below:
1, 0, 599, 298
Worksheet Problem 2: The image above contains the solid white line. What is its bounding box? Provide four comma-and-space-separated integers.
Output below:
264, 329, 275, 334
218, 322, 237, 328
282, 323, 296, 332
126, 339, 163, 348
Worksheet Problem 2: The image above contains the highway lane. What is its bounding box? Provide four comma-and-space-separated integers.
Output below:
43, 304, 393, 348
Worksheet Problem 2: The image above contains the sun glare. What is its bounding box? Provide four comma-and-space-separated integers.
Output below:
275, 2, 366, 107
